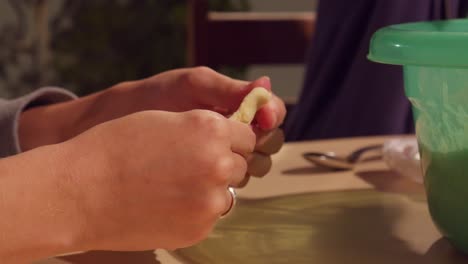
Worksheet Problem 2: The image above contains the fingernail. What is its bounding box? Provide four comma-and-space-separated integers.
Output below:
256, 76, 271, 90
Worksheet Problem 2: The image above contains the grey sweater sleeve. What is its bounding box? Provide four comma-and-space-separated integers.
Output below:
0, 87, 77, 158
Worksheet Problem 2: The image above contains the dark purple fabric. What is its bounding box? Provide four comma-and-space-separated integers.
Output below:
285, 0, 468, 141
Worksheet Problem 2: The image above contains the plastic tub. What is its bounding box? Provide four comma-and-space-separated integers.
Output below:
368, 19, 468, 253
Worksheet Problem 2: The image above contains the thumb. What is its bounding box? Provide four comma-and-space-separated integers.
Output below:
197, 71, 272, 112
225, 76, 272, 111
246, 76, 272, 92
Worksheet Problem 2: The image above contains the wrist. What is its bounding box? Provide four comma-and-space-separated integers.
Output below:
19, 103, 70, 151
18, 88, 109, 151
0, 143, 89, 262
33, 142, 94, 259
49, 141, 96, 254
46, 80, 146, 141
19, 79, 155, 152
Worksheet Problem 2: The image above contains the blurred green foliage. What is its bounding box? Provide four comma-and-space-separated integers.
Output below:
52, 0, 249, 96
0, 0, 249, 97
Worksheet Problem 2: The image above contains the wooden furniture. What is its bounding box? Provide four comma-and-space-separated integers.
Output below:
40, 135, 468, 264
187, 0, 317, 113
187, 0, 317, 67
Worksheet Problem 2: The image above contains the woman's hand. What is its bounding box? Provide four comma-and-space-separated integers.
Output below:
19, 67, 286, 179
0, 109, 255, 262
65, 109, 255, 251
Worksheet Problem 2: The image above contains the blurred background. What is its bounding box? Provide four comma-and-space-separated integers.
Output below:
0, 0, 317, 102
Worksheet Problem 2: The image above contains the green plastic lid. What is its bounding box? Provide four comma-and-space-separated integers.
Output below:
368, 19, 468, 67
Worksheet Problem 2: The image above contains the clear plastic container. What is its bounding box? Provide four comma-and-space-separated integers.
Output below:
382, 137, 422, 183
369, 19, 468, 253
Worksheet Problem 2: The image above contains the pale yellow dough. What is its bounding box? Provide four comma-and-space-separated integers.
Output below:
229, 87, 272, 124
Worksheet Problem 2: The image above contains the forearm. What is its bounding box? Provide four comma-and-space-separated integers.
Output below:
0, 144, 84, 263
19, 81, 143, 152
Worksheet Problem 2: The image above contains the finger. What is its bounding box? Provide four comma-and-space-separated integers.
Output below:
207, 187, 235, 218
254, 95, 287, 131
228, 119, 256, 157
190, 67, 249, 109
247, 152, 272, 177
229, 153, 249, 187
229, 87, 271, 124
203, 74, 271, 112
255, 128, 285, 155
236, 173, 251, 188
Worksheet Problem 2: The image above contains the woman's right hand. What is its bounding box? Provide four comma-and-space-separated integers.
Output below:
62, 109, 255, 252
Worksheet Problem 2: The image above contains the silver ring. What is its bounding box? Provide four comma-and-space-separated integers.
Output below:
221, 187, 236, 218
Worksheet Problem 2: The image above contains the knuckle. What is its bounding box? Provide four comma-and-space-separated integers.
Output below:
192, 66, 214, 75
206, 117, 227, 136
208, 156, 234, 183
187, 110, 227, 137
185, 109, 205, 123
209, 119, 229, 138
182, 66, 214, 87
